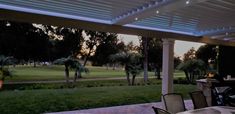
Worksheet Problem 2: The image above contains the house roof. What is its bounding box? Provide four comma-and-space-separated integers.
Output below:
0, 0, 235, 46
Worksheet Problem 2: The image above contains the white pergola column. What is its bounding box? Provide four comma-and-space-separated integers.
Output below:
162, 38, 175, 95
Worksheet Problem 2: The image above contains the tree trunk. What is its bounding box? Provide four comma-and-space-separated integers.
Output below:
155, 67, 161, 79
83, 56, 88, 66
33, 60, 36, 67
112, 64, 116, 70
157, 70, 161, 79
191, 71, 197, 84
184, 70, 190, 83
83, 49, 92, 66
77, 70, 82, 78
132, 75, 136, 85
143, 37, 148, 82
192, 71, 195, 82
154, 68, 157, 76
65, 65, 69, 84
0, 68, 3, 89
106, 64, 109, 70
189, 72, 193, 84
126, 72, 131, 86
74, 71, 77, 82
0, 79, 3, 89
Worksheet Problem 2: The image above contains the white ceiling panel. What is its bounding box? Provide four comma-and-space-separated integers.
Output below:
0, 0, 235, 42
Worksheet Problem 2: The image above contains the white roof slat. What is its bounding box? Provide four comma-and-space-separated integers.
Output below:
1, 0, 235, 44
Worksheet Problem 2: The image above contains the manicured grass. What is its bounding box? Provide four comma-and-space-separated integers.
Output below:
85, 66, 126, 78
0, 84, 196, 114
7, 65, 126, 81
2, 78, 162, 90
1, 65, 192, 114
9, 66, 65, 81
173, 71, 186, 78
6, 65, 186, 81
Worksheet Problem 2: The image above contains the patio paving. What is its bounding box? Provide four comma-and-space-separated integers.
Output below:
47, 100, 193, 114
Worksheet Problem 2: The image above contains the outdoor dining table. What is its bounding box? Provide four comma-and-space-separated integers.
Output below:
176, 106, 235, 114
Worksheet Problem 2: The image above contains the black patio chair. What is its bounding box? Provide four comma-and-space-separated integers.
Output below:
152, 106, 171, 114
189, 91, 208, 109
162, 93, 186, 113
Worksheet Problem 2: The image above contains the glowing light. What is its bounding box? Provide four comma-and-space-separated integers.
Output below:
156, 10, 159, 14
186, 0, 190, 5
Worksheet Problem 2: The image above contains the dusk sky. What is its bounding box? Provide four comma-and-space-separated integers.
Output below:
118, 34, 205, 58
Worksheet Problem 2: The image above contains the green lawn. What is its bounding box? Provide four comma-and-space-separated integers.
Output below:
7, 65, 126, 81
0, 84, 196, 114
6, 65, 186, 81
9, 66, 65, 81
0, 65, 193, 114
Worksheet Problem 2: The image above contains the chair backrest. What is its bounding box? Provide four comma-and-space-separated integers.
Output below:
152, 106, 171, 114
189, 91, 208, 109
162, 93, 186, 113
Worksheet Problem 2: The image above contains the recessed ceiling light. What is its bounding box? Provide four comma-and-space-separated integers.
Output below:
6, 23, 11, 26
156, 10, 159, 14
135, 17, 138, 21
186, 0, 190, 4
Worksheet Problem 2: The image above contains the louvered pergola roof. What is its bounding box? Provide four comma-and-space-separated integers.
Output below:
0, 0, 235, 46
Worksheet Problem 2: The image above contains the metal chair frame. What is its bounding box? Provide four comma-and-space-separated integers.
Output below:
189, 91, 208, 109
162, 93, 186, 113
152, 106, 171, 114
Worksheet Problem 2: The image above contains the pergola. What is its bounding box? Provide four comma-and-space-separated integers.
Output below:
1, 0, 235, 96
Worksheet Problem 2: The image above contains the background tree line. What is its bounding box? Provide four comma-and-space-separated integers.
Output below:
1, 20, 220, 84
0, 20, 124, 66
0, 20, 165, 68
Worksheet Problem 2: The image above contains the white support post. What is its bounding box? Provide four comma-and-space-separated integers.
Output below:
162, 38, 175, 95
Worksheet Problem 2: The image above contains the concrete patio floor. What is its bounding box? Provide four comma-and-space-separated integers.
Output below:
47, 100, 193, 114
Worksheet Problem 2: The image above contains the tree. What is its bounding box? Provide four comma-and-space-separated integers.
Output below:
125, 41, 140, 53
141, 37, 148, 82
0, 55, 16, 89
0, 55, 15, 80
53, 56, 88, 84
33, 25, 85, 62
51, 27, 84, 59
0, 20, 51, 65
110, 52, 142, 85
147, 38, 163, 79
178, 47, 207, 84
196, 45, 217, 66
39, 25, 90, 64
183, 47, 196, 62
91, 33, 120, 66
70, 60, 89, 82
177, 59, 206, 84
82, 31, 104, 66
174, 56, 182, 69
